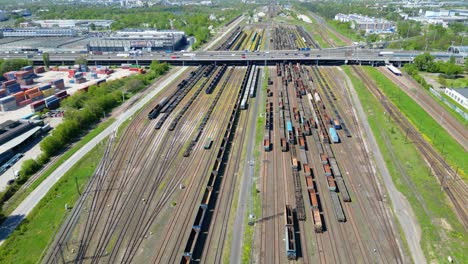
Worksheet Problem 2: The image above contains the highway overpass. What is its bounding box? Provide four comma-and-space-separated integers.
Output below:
0, 49, 463, 67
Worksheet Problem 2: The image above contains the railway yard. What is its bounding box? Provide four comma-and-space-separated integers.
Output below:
26, 13, 467, 264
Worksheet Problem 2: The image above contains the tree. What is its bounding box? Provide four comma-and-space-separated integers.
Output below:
367, 34, 379, 43
465, 58, 468, 72
74, 56, 88, 66
438, 75, 447, 86
42, 52, 50, 68
89, 23, 96, 31
414, 52, 435, 71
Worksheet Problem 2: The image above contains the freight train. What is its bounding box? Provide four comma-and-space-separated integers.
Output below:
148, 97, 169, 119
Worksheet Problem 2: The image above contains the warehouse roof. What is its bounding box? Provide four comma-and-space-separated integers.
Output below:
0, 126, 41, 155
456, 88, 468, 98
447, 46, 468, 54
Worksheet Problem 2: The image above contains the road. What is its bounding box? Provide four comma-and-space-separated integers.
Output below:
338, 67, 426, 263
0, 66, 188, 244
230, 69, 262, 264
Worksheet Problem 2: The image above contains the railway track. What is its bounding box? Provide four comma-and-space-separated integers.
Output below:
351, 66, 468, 230
200, 69, 247, 263
315, 67, 403, 262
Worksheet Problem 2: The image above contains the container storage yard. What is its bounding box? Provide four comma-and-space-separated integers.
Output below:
0, 65, 138, 123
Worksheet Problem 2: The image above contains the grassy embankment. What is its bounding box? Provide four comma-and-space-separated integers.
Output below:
241, 67, 268, 263
343, 66, 467, 263
364, 67, 467, 180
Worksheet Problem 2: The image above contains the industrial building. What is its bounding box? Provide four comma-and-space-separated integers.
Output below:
0, 10, 8, 21
0, 119, 43, 165
33, 19, 113, 29
445, 88, 468, 110
334, 13, 395, 34
1, 28, 77, 37
88, 30, 187, 52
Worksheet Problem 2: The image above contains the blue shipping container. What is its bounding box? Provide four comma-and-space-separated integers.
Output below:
329, 127, 340, 143
286, 121, 293, 132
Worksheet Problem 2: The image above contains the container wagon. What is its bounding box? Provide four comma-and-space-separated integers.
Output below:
329, 127, 340, 143
330, 192, 346, 222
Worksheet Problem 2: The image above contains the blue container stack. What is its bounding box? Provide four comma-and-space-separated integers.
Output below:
45, 95, 60, 109
51, 79, 65, 89
39, 84, 52, 91
0, 95, 17, 111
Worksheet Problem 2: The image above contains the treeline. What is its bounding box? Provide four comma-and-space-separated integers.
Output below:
390, 22, 467, 50
299, 2, 399, 21
0, 61, 169, 223
403, 52, 466, 89
0, 59, 31, 76
36, 5, 241, 50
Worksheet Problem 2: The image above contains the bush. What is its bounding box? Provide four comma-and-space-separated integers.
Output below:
19, 159, 41, 177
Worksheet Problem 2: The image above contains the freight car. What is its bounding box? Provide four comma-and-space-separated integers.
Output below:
329, 127, 340, 143
330, 192, 346, 222
284, 205, 297, 260
204, 138, 213, 149
148, 97, 169, 119
336, 177, 351, 202
312, 208, 323, 232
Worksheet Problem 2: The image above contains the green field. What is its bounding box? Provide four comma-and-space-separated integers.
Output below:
363, 67, 468, 180
446, 77, 468, 88
3, 118, 115, 215
0, 138, 108, 264
343, 66, 467, 263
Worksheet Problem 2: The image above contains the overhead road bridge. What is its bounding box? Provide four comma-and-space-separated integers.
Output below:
1, 49, 463, 67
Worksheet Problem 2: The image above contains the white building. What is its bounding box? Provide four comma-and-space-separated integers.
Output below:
33, 20, 113, 28
445, 88, 468, 110
2, 28, 76, 37
334, 13, 395, 34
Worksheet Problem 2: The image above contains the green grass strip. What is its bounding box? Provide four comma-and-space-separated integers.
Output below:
3, 118, 115, 215
241, 67, 268, 263
343, 66, 467, 263
363, 67, 467, 180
